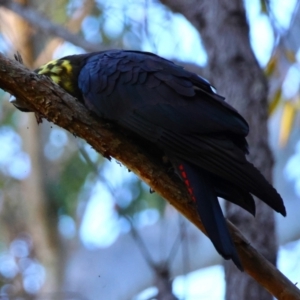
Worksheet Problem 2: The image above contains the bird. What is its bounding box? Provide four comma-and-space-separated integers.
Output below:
11, 50, 286, 270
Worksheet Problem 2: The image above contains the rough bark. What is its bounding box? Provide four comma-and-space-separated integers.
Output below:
160, 0, 279, 299
0, 53, 300, 299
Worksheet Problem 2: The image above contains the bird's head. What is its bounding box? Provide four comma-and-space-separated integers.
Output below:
35, 55, 84, 97
10, 54, 85, 112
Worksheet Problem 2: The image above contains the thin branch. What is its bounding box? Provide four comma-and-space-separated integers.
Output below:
0, 0, 108, 52
129, 219, 156, 269
0, 54, 299, 300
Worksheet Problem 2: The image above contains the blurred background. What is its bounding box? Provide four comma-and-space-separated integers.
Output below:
0, 0, 300, 299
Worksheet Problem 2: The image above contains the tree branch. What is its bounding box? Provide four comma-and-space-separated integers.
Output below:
0, 0, 106, 52
0, 54, 299, 299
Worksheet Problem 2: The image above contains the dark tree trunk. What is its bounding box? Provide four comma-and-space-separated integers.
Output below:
160, 0, 276, 299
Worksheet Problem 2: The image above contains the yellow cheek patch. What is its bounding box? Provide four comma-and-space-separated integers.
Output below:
61, 60, 72, 74
64, 82, 72, 92
37, 59, 58, 74
49, 75, 60, 85
51, 65, 63, 74
35, 59, 74, 93
36, 67, 47, 75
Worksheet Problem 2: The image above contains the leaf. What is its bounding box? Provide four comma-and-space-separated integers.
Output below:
265, 53, 278, 77
285, 50, 297, 63
260, 0, 268, 14
47, 151, 94, 215
279, 101, 296, 146
269, 89, 282, 116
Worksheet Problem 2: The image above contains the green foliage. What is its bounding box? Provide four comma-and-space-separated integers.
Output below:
0, 92, 10, 126
46, 150, 93, 215
117, 179, 166, 218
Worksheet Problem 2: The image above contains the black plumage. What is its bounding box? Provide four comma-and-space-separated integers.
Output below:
28, 50, 287, 270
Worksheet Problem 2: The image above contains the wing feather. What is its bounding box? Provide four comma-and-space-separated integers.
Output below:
78, 50, 285, 217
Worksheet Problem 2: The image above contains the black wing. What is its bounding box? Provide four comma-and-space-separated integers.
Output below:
78, 50, 248, 137
78, 50, 285, 215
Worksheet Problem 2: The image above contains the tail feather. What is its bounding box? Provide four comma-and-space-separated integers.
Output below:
177, 160, 243, 270
163, 133, 286, 216
213, 175, 256, 216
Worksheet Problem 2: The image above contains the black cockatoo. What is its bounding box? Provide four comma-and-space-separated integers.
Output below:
10, 50, 286, 270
